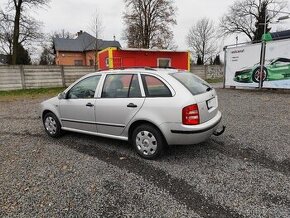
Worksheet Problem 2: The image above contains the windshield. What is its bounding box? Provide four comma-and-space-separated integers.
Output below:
171, 72, 212, 95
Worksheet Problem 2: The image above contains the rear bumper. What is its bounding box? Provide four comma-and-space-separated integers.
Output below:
159, 111, 222, 145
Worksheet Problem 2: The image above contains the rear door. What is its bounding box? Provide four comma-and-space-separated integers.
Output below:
95, 73, 145, 136
59, 75, 101, 132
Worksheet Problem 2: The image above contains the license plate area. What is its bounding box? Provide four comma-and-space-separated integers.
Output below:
207, 97, 216, 110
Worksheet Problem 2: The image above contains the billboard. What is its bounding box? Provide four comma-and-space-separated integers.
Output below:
225, 38, 290, 89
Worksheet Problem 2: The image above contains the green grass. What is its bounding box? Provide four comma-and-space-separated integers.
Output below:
0, 87, 65, 101
205, 77, 224, 83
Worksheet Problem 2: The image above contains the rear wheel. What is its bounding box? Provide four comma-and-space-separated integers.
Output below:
43, 112, 62, 138
252, 67, 268, 83
132, 124, 164, 159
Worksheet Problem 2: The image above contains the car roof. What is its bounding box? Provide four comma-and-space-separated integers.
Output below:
87, 67, 182, 77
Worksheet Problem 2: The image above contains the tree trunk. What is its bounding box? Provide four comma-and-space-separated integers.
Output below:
12, 3, 21, 65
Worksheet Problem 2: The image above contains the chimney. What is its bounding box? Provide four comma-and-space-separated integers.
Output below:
77, 30, 83, 37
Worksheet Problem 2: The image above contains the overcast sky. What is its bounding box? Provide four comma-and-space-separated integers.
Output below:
1, 0, 290, 53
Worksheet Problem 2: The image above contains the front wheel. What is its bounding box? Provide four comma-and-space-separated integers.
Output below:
43, 112, 63, 138
132, 124, 164, 159
252, 67, 268, 83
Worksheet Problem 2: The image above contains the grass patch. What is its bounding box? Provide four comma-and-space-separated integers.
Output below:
0, 87, 65, 101
205, 77, 224, 83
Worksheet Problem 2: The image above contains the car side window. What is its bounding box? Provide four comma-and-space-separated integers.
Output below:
141, 75, 172, 97
102, 74, 142, 98
67, 76, 101, 99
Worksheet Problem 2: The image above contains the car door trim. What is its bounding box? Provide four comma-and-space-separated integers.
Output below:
61, 118, 126, 128
61, 127, 128, 141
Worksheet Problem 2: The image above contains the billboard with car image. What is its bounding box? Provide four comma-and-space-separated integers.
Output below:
225, 38, 290, 89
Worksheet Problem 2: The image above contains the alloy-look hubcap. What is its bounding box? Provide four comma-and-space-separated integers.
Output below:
136, 131, 157, 156
45, 117, 57, 135
254, 70, 266, 81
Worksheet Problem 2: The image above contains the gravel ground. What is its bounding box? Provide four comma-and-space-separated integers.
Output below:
0, 88, 290, 217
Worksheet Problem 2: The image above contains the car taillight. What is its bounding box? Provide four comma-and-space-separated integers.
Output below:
182, 104, 199, 125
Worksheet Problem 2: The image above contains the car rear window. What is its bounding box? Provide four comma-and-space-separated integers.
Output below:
171, 72, 212, 95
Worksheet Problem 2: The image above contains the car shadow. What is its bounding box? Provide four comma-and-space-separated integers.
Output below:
58, 131, 213, 162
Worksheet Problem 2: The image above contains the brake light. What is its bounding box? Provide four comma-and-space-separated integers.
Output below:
182, 104, 199, 125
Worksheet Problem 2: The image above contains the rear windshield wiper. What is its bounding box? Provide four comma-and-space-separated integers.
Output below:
206, 86, 212, 92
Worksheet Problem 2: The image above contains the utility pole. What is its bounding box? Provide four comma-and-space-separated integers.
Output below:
259, 8, 267, 89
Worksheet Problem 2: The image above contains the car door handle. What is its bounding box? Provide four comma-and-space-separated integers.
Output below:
86, 102, 94, 107
127, 103, 137, 108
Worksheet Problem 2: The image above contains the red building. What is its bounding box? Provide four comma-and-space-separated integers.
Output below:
98, 48, 190, 71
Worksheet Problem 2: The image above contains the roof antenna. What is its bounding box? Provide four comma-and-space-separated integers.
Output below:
113, 35, 116, 41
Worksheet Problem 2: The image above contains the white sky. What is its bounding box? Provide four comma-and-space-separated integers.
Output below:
1, 0, 290, 55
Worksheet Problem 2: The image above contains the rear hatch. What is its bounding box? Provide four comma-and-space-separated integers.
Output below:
171, 72, 218, 123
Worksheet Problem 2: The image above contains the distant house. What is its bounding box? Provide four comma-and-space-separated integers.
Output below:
53, 31, 121, 66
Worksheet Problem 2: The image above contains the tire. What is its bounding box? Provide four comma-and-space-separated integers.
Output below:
43, 112, 63, 138
252, 67, 268, 83
132, 124, 164, 159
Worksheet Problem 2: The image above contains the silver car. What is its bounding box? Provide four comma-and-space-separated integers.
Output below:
40, 68, 224, 159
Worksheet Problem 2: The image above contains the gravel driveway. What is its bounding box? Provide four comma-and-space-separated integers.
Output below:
0, 88, 290, 217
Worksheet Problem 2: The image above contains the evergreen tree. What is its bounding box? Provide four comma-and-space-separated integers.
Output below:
16, 44, 31, 65
7, 44, 31, 65
213, 55, 221, 65
39, 47, 54, 65
196, 55, 203, 65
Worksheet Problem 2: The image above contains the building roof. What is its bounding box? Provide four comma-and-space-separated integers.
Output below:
271, 30, 290, 41
119, 48, 188, 53
53, 31, 121, 52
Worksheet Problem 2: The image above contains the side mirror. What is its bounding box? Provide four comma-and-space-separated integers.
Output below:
58, 92, 66, 99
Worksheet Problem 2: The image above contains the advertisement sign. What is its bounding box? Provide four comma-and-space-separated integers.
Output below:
225, 38, 290, 89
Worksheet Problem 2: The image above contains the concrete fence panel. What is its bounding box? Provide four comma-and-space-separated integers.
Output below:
0, 66, 22, 90
24, 66, 63, 89
190, 65, 224, 80
0, 65, 224, 91
0, 65, 97, 91
190, 65, 206, 79
63, 66, 95, 87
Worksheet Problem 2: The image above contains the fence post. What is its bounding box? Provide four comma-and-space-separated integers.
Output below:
19, 65, 26, 89
60, 65, 66, 87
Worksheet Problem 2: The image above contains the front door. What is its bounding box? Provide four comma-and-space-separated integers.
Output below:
95, 74, 145, 136
59, 75, 101, 132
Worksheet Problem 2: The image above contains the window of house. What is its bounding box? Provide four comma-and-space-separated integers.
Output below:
74, 60, 83, 66
102, 74, 141, 98
89, 59, 94, 66
157, 58, 171, 68
67, 76, 101, 99
141, 75, 172, 97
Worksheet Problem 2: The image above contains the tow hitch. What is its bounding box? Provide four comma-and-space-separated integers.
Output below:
213, 125, 226, 136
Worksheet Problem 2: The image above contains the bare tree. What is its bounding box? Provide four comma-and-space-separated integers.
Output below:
89, 9, 103, 70
53, 29, 75, 39
0, 9, 42, 63
0, 10, 14, 56
219, 0, 287, 42
5, 0, 49, 64
123, 0, 177, 49
187, 18, 217, 65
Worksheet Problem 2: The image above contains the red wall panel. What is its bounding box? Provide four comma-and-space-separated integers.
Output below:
112, 50, 188, 70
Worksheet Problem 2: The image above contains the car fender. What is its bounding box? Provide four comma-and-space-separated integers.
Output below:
40, 97, 62, 124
